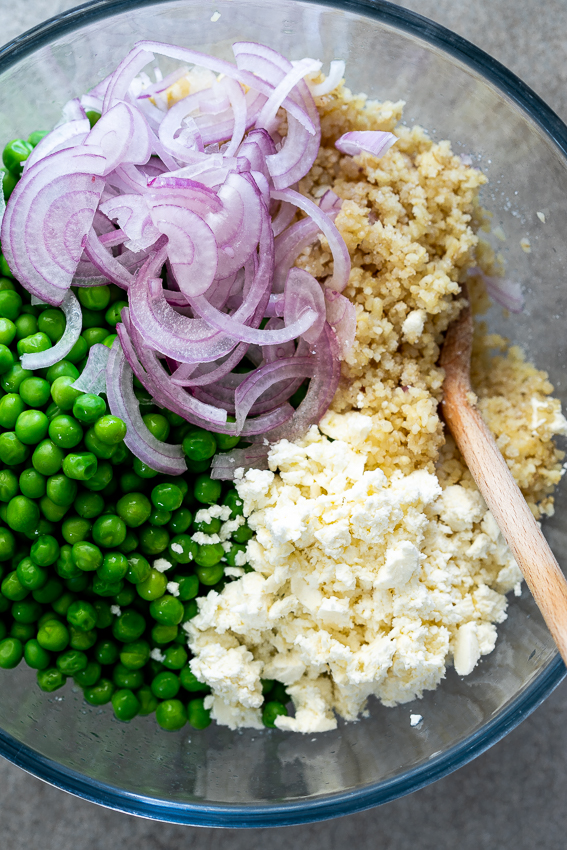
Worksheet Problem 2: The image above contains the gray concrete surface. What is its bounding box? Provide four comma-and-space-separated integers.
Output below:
1, 1, 566, 847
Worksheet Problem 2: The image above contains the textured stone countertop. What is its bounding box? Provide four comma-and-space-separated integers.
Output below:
0, 2, 566, 848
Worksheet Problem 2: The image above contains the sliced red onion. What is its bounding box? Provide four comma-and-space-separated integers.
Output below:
60, 98, 87, 124
87, 100, 152, 174
234, 356, 315, 432
283, 268, 326, 344
210, 444, 270, 480
106, 338, 187, 474
272, 188, 350, 291
100, 193, 159, 252
205, 172, 264, 278
151, 204, 218, 297
308, 60, 345, 96
102, 46, 156, 112
137, 66, 189, 100
273, 217, 319, 292
171, 342, 249, 387
335, 130, 397, 159
325, 289, 357, 356
24, 118, 90, 173
256, 57, 321, 135
71, 342, 110, 395
1, 146, 106, 305
20, 290, 82, 370
469, 267, 524, 313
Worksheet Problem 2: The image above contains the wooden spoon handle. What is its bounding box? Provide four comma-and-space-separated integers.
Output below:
442, 376, 567, 665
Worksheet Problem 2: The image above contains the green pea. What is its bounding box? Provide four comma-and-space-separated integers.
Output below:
72, 393, 106, 424
11, 599, 42, 623
62, 452, 98, 481
112, 609, 145, 643
46, 365, 80, 390
151, 670, 180, 700
36, 667, 66, 692
84, 677, 114, 705
65, 336, 88, 367
37, 308, 65, 343
9, 622, 33, 642
2, 171, 17, 201
151, 483, 183, 512
94, 602, 114, 631
262, 700, 288, 728
117, 530, 138, 555
103, 301, 127, 327
97, 551, 128, 583
77, 285, 110, 312
93, 415, 127, 446
14, 411, 48, 449
65, 573, 90, 594
137, 684, 159, 716
194, 475, 222, 505
233, 521, 254, 544
115, 492, 151, 529
0, 469, 18, 503
214, 432, 240, 451
73, 660, 101, 687
136, 568, 167, 601
109, 442, 130, 466
6, 495, 38, 534
39, 496, 69, 523
17, 332, 52, 356
194, 542, 224, 568
0, 317, 16, 346
180, 667, 210, 693
125, 552, 151, 584
111, 688, 140, 722
48, 414, 83, 449
94, 637, 119, 665
69, 626, 97, 653
151, 624, 178, 644
24, 638, 51, 670
50, 376, 82, 411
51, 589, 76, 615
32, 439, 64, 476
0, 432, 29, 466
2, 569, 30, 601
162, 644, 188, 670
192, 516, 221, 535
61, 516, 91, 545
46, 473, 77, 507
0, 527, 15, 562
54, 545, 81, 580
182, 428, 217, 461
0, 343, 14, 373
92, 514, 127, 548
66, 600, 97, 632
84, 426, 117, 460
139, 525, 169, 556
16, 557, 46, 591
56, 649, 88, 676
143, 413, 170, 442
148, 507, 171, 527
119, 639, 150, 670
29, 535, 59, 568
110, 662, 142, 690
30, 579, 62, 607
37, 620, 69, 652
119, 472, 145, 494
132, 458, 159, 479
223, 489, 244, 519
168, 508, 193, 535
82, 461, 113, 492
74, 490, 104, 519
150, 595, 184, 626
187, 696, 211, 729
71, 541, 103, 572
176, 574, 199, 602
83, 327, 109, 348
0, 394, 25, 430
2, 138, 33, 175
195, 563, 225, 586
91, 576, 123, 597
0, 290, 22, 322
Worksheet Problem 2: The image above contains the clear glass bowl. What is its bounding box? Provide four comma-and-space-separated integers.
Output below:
0, 0, 566, 828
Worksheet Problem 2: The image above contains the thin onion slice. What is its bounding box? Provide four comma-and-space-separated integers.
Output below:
71, 342, 109, 395
211, 444, 270, 480
106, 338, 187, 474
335, 130, 397, 159
21, 290, 82, 370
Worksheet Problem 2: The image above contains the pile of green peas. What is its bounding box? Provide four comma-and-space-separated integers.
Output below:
0, 134, 291, 732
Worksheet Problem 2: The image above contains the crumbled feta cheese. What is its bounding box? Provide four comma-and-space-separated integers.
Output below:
191, 532, 221, 545
154, 557, 173, 573
401, 309, 426, 344
187, 422, 525, 734
167, 581, 180, 597
150, 648, 165, 662
410, 714, 422, 727
110, 605, 121, 616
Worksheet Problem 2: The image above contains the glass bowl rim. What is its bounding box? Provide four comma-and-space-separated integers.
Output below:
0, 0, 565, 828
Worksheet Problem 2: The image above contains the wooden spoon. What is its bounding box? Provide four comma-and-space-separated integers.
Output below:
440, 287, 567, 665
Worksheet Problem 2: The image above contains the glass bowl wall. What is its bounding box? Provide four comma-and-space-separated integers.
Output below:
0, 0, 565, 827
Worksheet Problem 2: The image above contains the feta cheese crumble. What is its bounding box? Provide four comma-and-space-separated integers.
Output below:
186, 424, 528, 733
